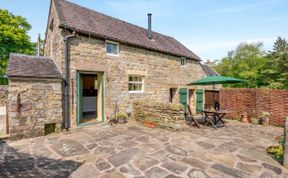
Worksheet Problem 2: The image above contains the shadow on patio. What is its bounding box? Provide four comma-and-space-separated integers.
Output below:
0, 140, 83, 177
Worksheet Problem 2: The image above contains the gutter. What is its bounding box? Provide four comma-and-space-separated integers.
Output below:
64, 31, 76, 130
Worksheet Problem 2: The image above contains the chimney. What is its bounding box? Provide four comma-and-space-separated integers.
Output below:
147, 13, 152, 39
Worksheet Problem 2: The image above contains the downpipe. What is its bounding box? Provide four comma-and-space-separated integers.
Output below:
64, 31, 75, 130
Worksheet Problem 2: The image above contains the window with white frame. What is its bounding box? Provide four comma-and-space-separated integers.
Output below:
128, 75, 144, 92
106, 41, 119, 55
181, 57, 187, 67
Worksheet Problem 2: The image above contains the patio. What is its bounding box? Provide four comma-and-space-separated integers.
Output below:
1, 121, 287, 178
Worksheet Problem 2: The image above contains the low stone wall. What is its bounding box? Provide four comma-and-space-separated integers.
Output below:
133, 100, 185, 130
8, 79, 63, 140
0, 85, 8, 105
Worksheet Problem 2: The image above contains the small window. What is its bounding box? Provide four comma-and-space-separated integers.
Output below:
106, 41, 119, 55
181, 57, 187, 67
49, 18, 54, 31
128, 75, 144, 93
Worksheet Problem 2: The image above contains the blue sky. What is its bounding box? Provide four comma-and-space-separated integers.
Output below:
1, 0, 288, 61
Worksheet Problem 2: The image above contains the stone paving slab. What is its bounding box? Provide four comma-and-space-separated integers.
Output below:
1, 121, 288, 177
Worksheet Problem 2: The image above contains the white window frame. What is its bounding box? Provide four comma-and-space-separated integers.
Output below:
181, 57, 187, 67
105, 40, 119, 56
128, 75, 145, 93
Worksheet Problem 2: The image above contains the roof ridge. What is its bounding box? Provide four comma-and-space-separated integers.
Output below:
52, 0, 200, 60
10, 53, 51, 59
58, 0, 174, 39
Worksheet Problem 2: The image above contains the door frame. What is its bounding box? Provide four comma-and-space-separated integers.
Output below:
76, 71, 105, 126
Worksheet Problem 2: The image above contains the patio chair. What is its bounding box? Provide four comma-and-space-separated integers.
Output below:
186, 104, 201, 128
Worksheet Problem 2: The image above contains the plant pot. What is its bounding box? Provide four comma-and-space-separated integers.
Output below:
261, 117, 269, 126
174, 123, 182, 130
241, 112, 249, 123
241, 117, 249, 123
250, 118, 259, 124
143, 121, 156, 128
117, 118, 127, 124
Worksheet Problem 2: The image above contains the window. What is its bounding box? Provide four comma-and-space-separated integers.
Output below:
181, 57, 187, 67
50, 36, 54, 57
128, 75, 144, 92
106, 41, 119, 55
49, 18, 54, 31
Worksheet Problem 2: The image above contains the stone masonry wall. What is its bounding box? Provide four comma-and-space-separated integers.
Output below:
0, 85, 8, 105
133, 99, 185, 130
44, 1, 214, 127
44, 0, 65, 71
67, 35, 213, 127
220, 88, 288, 126
8, 79, 63, 140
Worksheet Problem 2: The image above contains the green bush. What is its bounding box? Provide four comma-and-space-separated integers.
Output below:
279, 135, 284, 145
266, 135, 284, 163
266, 145, 283, 162
117, 112, 127, 119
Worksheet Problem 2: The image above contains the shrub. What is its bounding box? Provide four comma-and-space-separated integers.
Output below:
266, 135, 284, 163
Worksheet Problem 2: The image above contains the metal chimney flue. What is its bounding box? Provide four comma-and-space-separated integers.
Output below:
147, 13, 152, 39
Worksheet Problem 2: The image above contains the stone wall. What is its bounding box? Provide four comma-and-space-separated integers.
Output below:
66, 35, 213, 127
133, 100, 185, 130
44, 1, 214, 128
8, 79, 63, 140
220, 88, 288, 126
0, 85, 8, 105
44, 0, 65, 70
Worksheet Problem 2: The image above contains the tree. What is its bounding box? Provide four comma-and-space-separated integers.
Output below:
263, 37, 288, 89
0, 9, 36, 84
214, 42, 267, 88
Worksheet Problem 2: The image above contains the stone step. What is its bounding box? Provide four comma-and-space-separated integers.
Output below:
0, 134, 9, 139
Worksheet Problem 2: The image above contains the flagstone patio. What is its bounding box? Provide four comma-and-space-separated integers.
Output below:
1, 120, 287, 178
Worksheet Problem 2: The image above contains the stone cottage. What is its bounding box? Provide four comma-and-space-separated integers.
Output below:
6, 0, 218, 139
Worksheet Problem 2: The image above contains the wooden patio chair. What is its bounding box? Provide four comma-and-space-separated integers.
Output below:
186, 104, 201, 128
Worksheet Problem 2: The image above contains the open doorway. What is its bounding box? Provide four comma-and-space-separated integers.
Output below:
188, 89, 196, 114
205, 90, 220, 110
77, 72, 104, 125
169, 88, 177, 103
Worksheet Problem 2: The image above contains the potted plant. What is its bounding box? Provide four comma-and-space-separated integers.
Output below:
250, 117, 259, 124
142, 118, 157, 128
117, 112, 127, 124
241, 112, 249, 123
260, 112, 270, 126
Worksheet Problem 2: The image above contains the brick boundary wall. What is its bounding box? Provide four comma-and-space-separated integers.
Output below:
284, 117, 288, 168
220, 88, 288, 126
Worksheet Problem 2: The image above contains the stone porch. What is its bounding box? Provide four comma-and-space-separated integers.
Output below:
0, 121, 287, 178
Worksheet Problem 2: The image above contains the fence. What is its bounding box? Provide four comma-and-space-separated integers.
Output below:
220, 88, 288, 126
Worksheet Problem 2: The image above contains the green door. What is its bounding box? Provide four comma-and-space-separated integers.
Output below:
179, 88, 187, 113
76, 72, 83, 125
196, 89, 203, 113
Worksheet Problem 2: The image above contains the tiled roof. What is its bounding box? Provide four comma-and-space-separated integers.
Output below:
53, 0, 200, 60
202, 64, 220, 76
7, 53, 62, 79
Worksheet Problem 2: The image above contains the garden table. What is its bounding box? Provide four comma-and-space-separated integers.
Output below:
202, 109, 228, 128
